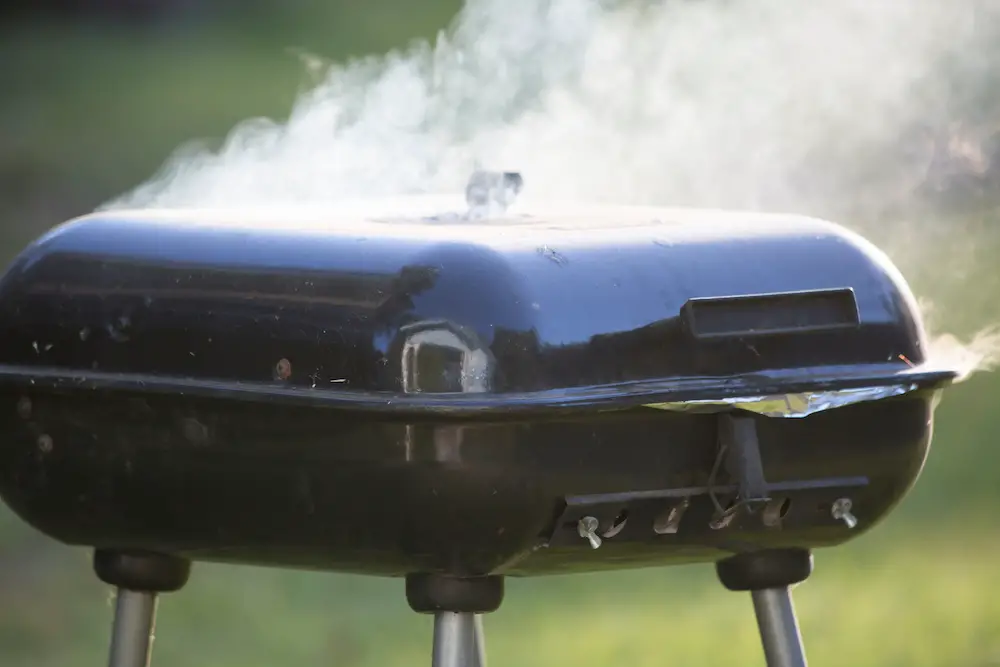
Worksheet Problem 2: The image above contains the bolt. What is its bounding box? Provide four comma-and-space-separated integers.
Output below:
831, 498, 858, 529
577, 516, 603, 549
37, 434, 53, 453
16, 397, 31, 419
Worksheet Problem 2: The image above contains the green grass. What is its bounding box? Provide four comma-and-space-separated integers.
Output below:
0, 0, 462, 241
170, 527, 1000, 667
2, 518, 998, 667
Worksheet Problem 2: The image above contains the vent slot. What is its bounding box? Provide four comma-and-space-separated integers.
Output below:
683, 288, 860, 339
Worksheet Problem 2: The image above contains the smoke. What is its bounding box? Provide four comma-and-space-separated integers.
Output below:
921, 299, 1000, 382
102, 0, 1000, 379
926, 326, 1000, 382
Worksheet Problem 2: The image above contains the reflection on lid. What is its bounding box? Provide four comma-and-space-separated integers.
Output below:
400, 319, 494, 393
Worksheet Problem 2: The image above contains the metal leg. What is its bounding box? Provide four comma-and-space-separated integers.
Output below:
473, 614, 487, 667
107, 589, 158, 667
751, 587, 808, 667
432, 611, 480, 667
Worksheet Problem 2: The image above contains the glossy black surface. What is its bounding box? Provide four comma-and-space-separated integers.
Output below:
0, 198, 956, 577
0, 200, 934, 402
0, 387, 939, 576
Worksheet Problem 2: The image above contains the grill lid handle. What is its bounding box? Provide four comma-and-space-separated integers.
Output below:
465, 171, 523, 217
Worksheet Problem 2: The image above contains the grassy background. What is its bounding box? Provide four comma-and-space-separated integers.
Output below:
1, 2, 1000, 666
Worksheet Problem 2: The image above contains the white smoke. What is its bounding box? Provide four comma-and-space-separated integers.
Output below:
102, 0, 1000, 378
103, 0, 994, 212
920, 299, 1000, 381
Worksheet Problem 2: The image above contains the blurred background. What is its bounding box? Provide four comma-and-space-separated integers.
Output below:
1, 1, 999, 666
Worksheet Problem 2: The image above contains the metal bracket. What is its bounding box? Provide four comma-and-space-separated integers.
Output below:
545, 472, 869, 545
712, 414, 772, 523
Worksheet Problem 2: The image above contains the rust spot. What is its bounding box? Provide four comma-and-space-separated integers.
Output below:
274, 358, 293, 381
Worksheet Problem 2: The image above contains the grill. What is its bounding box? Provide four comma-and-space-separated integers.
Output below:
0, 173, 957, 667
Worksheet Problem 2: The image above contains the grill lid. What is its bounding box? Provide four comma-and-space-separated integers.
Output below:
0, 178, 956, 415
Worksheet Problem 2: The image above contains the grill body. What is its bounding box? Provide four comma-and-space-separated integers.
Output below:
0, 197, 954, 577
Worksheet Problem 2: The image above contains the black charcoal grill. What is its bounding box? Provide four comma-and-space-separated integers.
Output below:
0, 173, 957, 667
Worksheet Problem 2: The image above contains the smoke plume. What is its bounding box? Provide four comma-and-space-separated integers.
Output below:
102, 0, 1000, 379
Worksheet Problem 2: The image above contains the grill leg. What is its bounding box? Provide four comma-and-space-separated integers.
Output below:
751, 587, 807, 667
406, 574, 503, 667
473, 614, 488, 667
93, 551, 191, 667
432, 612, 480, 667
715, 548, 814, 667
108, 590, 158, 667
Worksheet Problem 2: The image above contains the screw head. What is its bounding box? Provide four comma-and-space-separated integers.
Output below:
577, 516, 603, 549
831, 497, 858, 529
